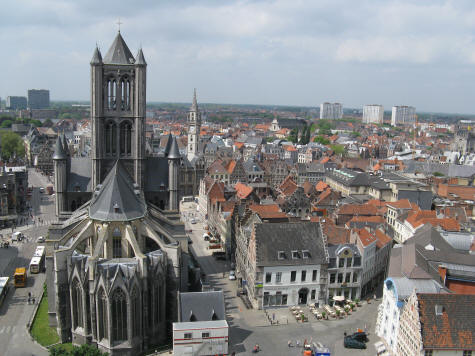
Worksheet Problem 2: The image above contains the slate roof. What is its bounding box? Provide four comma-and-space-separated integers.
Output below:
90, 47, 102, 64
254, 222, 327, 267
103, 32, 135, 65
89, 161, 146, 221
385, 277, 444, 302
52, 136, 66, 160
417, 293, 475, 350
144, 157, 168, 192
67, 158, 92, 192
179, 291, 225, 322
167, 136, 181, 159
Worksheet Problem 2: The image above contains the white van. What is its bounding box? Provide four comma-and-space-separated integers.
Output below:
11, 232, 23, 242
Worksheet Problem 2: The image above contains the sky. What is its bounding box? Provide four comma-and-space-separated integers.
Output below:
1, 0, 475, 114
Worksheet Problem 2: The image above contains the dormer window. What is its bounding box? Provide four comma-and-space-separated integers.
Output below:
291, 250, 299, 259
278, 251, 285, 260
302, 250, 310, 259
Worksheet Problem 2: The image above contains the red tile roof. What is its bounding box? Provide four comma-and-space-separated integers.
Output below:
315, 181, 329, 192
249, 204, 288, 219
417, 293, 475, 350
235, 182, 253, 199
387, 199, 413, 210
338, 204, 378, 216
374, 229, 392, 248
356, 228, 377, 247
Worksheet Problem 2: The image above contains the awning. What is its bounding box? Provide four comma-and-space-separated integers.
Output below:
333, 295, 345, 301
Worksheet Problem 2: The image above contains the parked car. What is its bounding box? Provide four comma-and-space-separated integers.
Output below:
191, 218, 197, 224
202, 233, 210, 241
344, 336, 366, 349
350, 332, 368, 343
212, 251, 226, 260
229, 271, 236, 280
39, 187, 45, 194
37, 236, 45, 243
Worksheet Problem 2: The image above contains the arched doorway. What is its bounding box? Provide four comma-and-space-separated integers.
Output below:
298, 288, 309, 305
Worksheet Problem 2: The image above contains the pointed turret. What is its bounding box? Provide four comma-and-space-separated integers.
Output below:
167, 136, 181, 160
135, 48, 147, 66
164, 133, 173, 157
103, 32, 135, 65
52, 136, 67, 160
191, 88, 198, 111
61, 133, 69, 156
90, 46, 103, 65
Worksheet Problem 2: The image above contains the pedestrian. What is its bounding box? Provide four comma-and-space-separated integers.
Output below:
272, 312, 275, 321
32, 297, 35, 304
296, 340, 300, 348
288, 340, 292, 347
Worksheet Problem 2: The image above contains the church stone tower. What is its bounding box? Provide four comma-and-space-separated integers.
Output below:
90, 32, 147, 189
168, 136, 180, 210
52, 136, 67, 216
186, 89, 201, 161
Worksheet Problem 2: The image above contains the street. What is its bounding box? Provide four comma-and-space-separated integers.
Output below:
0, 168, 56, 356
181, 201, 380, 356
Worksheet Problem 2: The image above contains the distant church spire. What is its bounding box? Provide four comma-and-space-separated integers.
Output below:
191, 88, 198, 111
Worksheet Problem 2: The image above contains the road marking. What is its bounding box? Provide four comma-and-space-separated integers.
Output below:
0, 327, 5, 333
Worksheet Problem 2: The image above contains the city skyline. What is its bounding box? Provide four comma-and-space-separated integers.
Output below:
1, 0, 475, 114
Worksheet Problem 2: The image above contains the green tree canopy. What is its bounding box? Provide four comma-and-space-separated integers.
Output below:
50, 344, 109, 356
1, 120, 13, 128
330, 144, 345, 156
313, 135, 330, 145
0, 131, 25, 160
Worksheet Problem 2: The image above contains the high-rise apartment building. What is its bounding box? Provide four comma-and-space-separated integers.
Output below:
363, 104, 384, 124
28, 89, 50, 109
6, 96, 27, 110
320, 102, 343, 120
391, 106, 415, 126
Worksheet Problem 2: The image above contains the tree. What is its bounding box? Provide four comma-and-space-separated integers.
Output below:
287, 128, 298, 143
330, 144, 345, 156
50, 344, 109, 356
1, 120, 13, 128
0, 131, 25, 160
314, 136, 330, 145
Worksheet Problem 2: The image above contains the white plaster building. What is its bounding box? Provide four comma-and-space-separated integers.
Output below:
376, 277, 444, 354
320, 102, 343, 120
363, 104, 384, 124
391, 106, 416, 126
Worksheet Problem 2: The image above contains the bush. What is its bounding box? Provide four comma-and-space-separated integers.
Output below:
50, 344, 109, 356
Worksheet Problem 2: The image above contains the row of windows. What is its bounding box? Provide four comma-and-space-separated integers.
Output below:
329, 272, 358, 284
106, 79, 132, 111
104, 121, 133, 156
184, 332, 211, 340
328, 256, 361, 268
265, 270, 319, 284
71, 280, 162, 343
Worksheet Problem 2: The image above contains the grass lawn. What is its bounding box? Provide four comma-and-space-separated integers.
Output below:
31, 293, 60, 347
30, 293, 74, 352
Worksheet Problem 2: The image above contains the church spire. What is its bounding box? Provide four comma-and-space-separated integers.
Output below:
90, 46, 102, 65
191, 88, 198, 111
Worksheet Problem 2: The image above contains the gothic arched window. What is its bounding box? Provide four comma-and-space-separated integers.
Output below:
120, 80, 126, 110
97, 288, 108, 341
105, 121, 117, 155
153, 283, 159, 325
120, 121, 132, 156
111, 288, 128, 343
131, 287, 140, 338
126, 80, 131, 109
71, 278, 83, 329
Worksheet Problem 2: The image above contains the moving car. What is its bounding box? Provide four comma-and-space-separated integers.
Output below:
229, 270, 236, 280
39, 187, 45, 194
37, 236, 45, 243
191, 218, 197, 224
344, 336, 367, 349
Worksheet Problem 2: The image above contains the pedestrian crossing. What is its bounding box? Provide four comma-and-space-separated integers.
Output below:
0, 326, 16, 334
